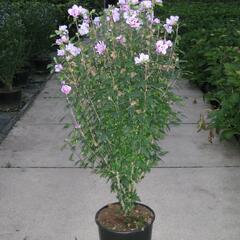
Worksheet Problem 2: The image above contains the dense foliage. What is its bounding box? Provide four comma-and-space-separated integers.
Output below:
55, 1, 180, 217
157, 1, 240, 140
0, 2, 26, 89
0, 1, 59, 88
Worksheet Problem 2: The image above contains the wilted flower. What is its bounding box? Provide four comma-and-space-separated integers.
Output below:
116, 35, 126, 45
130, 0, 139, 5
134, 53, 150, 65
66, 43, 81, 57
95, 41, 107, 55
93, 17, 101, 28
61, 84, 72, 95
155, 40, 172, 55
55, 64, 63, 73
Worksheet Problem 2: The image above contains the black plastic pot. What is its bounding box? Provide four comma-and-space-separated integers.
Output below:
95, 203, 155, 240
13, 70, 30, 87
33, 58, 51, 73
0, 88, 22, 109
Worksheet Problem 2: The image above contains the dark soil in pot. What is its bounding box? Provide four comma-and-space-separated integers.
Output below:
96, 203, 155, 240
0, 88, 22, 111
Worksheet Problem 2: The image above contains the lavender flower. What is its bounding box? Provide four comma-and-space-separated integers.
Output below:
95, 41, 107, 55
55, 64, 63, 73
57, 49, 65, 57
112, 8, 120, 22
66, 43, 81, 57
79, 22, 89, 36
140, 1, 152, 9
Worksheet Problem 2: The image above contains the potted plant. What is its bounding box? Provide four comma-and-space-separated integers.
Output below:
53, 1, 180, 239
0, 2, 26, 110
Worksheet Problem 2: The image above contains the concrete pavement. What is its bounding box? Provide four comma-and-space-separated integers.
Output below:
0, 75, 239, 240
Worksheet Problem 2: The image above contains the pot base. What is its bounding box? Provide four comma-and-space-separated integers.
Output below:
95, 203, 155, 240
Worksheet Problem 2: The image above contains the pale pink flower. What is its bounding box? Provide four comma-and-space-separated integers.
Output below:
141, 1, 152, 9
61, 35, 69, 43
126, 15, 142, 29
120, 4, 130, 12
68, 5, 81, 18
155, 40, 172, 55
95, 41, 107, 55
56, 39, 63, 45
78, 22, 89, 36
166, 16, 179, 26
57, 49, 65, 57
61, 84, 72, 95
118, 0, 127, 5
55, 64, 63, 73
66, 43, 81, 57
152, 18, 160, 24
164, 24, 173, 34
68, 5, 88, 18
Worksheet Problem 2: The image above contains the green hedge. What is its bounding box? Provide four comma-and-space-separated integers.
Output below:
157, 1, 240, 140
0, 2, 26, 89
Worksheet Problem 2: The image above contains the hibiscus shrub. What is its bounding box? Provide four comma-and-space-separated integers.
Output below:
54, 0, 180, 216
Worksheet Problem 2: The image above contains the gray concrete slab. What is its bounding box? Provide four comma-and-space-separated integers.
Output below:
160, 124, 240, 167
0, 168, 239, 240
20, 97, 71, 124
172, 79, 203, 98
38, 76, 63, 99
0, 122, 239, 168
173, 95, 210, 124
0, 123, 73, 168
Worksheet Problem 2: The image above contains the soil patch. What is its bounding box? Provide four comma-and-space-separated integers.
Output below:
97, 203, 154, 232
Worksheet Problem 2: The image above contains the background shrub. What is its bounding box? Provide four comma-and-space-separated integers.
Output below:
0, 2, 26, 89
156, 1, 240, 140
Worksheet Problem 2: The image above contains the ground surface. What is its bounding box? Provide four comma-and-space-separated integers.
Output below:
0, 75, 239, 240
